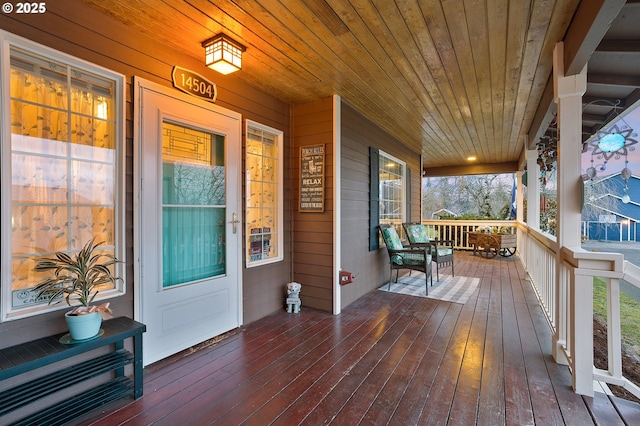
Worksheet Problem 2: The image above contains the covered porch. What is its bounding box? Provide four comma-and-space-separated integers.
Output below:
2, 1, 640, 423
81, 251, 639, 425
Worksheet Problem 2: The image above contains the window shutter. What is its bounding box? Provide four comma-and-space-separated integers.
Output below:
406, 167, 411, 221
369, 147, 380, 251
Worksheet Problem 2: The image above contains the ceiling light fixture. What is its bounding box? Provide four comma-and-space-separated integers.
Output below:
202, 33, 246, 75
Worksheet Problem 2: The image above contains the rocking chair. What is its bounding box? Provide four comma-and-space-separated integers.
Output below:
379, 224, 433, 294
403, 222, 454, 281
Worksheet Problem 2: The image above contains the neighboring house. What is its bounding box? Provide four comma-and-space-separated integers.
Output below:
583, 173, 640, 241
431, 208, 458, 219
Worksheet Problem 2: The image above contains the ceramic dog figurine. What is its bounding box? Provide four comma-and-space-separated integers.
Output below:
286, 282, 302, 313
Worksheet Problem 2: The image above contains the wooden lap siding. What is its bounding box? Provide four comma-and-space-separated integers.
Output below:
0, 0, 291, 341
292, 98, 335, 312
340, 103, 422, 309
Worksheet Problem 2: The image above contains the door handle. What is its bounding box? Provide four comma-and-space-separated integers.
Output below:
230, 212, 240, 234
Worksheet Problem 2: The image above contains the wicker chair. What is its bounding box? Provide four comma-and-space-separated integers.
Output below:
378, 224, 433, 294
403, 222, 454, 281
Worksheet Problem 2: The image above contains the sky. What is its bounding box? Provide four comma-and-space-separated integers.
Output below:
581, 103, 640, 179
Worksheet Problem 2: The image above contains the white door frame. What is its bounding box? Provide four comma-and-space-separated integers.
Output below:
132, 76, 243, 343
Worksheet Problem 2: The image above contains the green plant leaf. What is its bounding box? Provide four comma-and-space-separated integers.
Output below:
32, 238, 121, 308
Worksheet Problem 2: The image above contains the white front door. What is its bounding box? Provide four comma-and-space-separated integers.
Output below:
134, 78, 242, 365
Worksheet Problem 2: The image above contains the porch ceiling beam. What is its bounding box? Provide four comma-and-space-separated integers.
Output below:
562, 0, 626, 76
581, 112, 607, 124
526, 76, 556, 151
423, 161, 518, 178
582, 89, 640, 142
624, 88, 640, 110
588, 73, 640, 87
527, 0, 626, 152
596, 39, 640, 52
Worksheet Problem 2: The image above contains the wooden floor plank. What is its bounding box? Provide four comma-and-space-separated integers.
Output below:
418, 287, 478, 421
516, 295, 566, 424
386, 303, 461, 426
241, 297, 407, 424
270, 297, 420, 424
611, 395, 640, 424
218, 298, 421, 425
76, 251, 639, 426
313, 318, 417, 424
87, 312, 313, 425
477, 311, 506, 425
501, 258, 535, 425
187, 314, 354, 425
582, 392, 625, 425
325, 298, 442, 425
360, 303, 450, 425
120, 310, 331, 425
448, 295, 488, 424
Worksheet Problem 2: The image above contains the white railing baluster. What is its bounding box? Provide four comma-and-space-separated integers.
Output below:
607, 277, 623, 380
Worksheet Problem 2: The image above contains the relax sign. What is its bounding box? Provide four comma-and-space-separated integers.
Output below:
300, 144, 325, 212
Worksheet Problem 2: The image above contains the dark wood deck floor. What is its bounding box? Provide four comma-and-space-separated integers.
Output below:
80, 252, 640, 425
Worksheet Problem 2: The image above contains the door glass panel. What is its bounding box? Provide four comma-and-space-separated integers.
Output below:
162, 121, 225, 287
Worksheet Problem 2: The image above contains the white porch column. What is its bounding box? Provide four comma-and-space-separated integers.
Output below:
555, 42, 585, 248
553, 42, 591, 395
525, 149, 540, 229
516, 170, 524, 224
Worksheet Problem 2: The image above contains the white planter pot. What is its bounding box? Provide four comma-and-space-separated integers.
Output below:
65, 311, 102, 341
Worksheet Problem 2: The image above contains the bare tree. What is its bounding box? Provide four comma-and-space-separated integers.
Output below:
422, 174, 514, 219
583, 174, 626, 220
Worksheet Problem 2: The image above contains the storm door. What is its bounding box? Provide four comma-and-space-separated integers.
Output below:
135, 78, 241, 365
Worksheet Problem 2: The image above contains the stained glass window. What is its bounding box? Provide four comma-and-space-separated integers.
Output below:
162, 122, 226, 286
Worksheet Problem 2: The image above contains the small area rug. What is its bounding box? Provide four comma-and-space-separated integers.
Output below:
378, 273, 480, 305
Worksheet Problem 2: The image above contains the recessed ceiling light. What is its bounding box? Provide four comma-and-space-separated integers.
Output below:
467, 156, 477, 161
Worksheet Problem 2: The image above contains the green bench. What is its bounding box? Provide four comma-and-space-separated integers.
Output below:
0, 316, 145, 425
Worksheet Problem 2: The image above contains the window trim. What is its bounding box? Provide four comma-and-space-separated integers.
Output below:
378, 150, 407, 233
245, 120, 284, 267
0, 30, 127, 321
370, 148, 408, 250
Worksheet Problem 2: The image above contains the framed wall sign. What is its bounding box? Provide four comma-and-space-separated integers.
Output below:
300, 144, 325, 212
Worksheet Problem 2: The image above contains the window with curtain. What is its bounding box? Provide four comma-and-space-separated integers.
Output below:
162, 122, 226, 286
369, 148, 407, 250
2, 35, 125, 319
379, 151, 406, 237
245, 121, 283, 267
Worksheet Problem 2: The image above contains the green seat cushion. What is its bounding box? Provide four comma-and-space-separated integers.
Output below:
436, 247, 453, 257
406, 224, 430, 243
382, 227, 403, 250
392, 252, 431, 266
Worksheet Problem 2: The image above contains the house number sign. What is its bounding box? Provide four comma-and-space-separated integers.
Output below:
172, 66, 217, 103
300, 144, 325, 212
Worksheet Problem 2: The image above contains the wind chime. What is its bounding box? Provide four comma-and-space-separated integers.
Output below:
583, 100, 637, 203
537, 115, 558, 186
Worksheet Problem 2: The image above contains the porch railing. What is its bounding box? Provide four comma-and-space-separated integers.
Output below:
519, 226, 640, 399
424, 218, 640, 399
421, 219, 516, 250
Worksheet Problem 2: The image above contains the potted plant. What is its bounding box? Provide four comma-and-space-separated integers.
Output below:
33, 238, 121, 341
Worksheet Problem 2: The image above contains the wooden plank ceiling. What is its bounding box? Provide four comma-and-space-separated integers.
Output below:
79, 0, 640, 175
